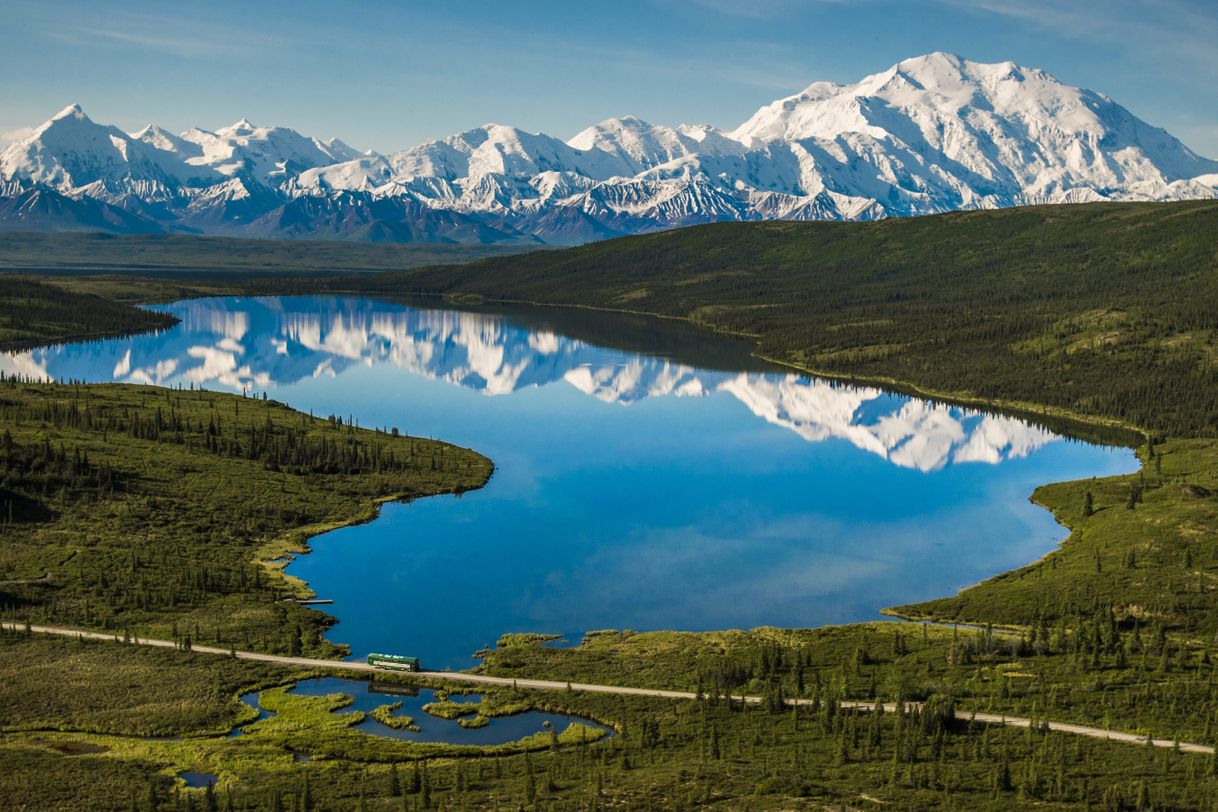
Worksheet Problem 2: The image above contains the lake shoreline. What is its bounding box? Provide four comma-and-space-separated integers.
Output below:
0, 283, 1155, 652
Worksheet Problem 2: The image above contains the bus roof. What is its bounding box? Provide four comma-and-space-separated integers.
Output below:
369, 653, 419, 662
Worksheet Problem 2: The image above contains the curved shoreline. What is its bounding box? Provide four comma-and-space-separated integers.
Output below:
257, 471, 495, 653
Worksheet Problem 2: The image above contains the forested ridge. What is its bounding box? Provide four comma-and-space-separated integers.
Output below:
0, 276, 177, 350
348, 200, 1218, 437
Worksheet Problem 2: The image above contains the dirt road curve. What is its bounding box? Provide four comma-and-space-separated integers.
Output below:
7, 622, 1211, 755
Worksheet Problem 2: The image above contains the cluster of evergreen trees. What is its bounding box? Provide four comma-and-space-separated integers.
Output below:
0, 375, 441, 480
1, 427, 121, 524
0, 277, 177, 351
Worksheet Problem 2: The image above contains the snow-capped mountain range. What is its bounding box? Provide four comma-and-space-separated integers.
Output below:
2, 53, 1215, 245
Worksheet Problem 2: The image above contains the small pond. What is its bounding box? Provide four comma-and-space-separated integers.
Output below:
178, 772, 218, 788
235, 677, 613, 746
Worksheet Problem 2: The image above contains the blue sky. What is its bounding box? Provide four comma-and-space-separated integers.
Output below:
2, 0, 1215, 157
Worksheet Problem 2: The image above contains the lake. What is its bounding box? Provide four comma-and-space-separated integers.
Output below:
1, 295, 1137, 668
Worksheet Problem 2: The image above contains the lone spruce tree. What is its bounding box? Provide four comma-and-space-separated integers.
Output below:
388, 765, 401, 797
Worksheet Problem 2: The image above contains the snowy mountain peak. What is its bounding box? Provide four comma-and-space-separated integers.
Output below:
740, 53, 1066, 145
322, 137, 360, 156
896, 50, 967, 75
224, 117, 258, 134
569, 115, 654, 141
566, 116, 736, 176
130, 123, 194, 155
730, 54, 1218, 201
52, 103, 87, 121
33, 106, 101, 140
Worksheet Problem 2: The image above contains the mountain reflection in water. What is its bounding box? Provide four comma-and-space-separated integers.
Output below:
13, 296, 1059, 472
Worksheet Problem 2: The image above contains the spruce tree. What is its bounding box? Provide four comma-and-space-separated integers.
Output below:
408, 764, 421, 794
389, 765, 401, 797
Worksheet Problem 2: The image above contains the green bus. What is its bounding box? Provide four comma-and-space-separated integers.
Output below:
367, 653, 421, 672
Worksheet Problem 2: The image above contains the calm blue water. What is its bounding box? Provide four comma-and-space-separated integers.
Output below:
1, 296, 1137, 668
234, 677, 610, 745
